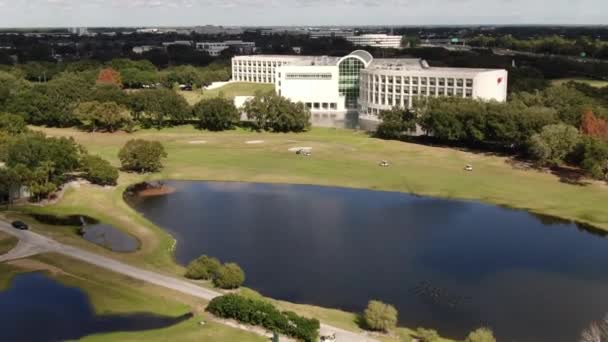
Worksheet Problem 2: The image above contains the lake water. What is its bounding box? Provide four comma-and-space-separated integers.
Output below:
0, 272, 191, 341
128, 180, 608, 342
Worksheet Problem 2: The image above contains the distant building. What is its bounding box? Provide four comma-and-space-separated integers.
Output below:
132, 45, 161, 54
309, 29, 354, 39
194, 25, 244, 35
232, 50, 508, 129
69, 27, 90, 36
196, 40, 255, 56
162, 41, 193, 49
292, 47, 302, 54
345, 34, 403, 49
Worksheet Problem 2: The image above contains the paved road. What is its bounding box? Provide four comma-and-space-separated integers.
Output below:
0, 222, 377, 342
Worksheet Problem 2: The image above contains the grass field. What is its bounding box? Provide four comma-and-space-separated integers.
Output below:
0, 254, 265, 342
14, 124, 608, 341
0, 231, 18, 255
179, 82, 274, 105
551, 78, 608, 88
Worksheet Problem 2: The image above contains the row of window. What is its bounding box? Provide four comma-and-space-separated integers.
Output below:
305, 102, 339, 110
362, 86, 474, 95
363, 75, 474, 88
285, 73, 333, 80
233, 60, 290, 67
233, 75, 275, 83
364, 88, 473, 106
234, 68, 276, 74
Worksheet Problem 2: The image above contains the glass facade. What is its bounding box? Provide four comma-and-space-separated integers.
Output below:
338, 57, 366, 109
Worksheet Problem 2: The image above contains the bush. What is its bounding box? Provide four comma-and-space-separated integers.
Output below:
206, 294, 320, 342
118, 139, 167, 173
185, 255, 221, 280
415, 327, 441, 342
465, 327, 496, 342
213, 262, 245, 289
529, 123, 580, 166
81, 155, 119, 186
363, 300, 398, 332
192, 97, 240, 131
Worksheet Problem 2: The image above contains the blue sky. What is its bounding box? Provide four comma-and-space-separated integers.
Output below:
0, 0, 606, 27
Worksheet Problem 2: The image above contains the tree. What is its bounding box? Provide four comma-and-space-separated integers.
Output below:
118, 139, 167, 173
243, 93, 310, 133
580, 137, 608, 180
362, 300, 398, 332
185, 255, 221, 280
74, 101, 133, 132
529, 124, 581, 166
193, 97, 240, 131
376, 107, 417, 139
0, 112, 29, 135
81, 155, 119, 186
213, 262, 245, 289
96, 67, 122, 88
129, 89, 191, 128
89, 84, 129, 105
581, 110, 608, 140
465, 328, 496, 342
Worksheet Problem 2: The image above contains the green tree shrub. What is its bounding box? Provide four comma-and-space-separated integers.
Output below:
192, 97, 240, 131
415, 327, 441, 342
213, 262, 246, 289
376, 107, 417, 139
185, 255, 221, 280
118, 139, 167, 173
529, 123, 581, 166
206, 294, 320, 342
363, 300, 398, 332
81, 155, 118, 186
465, 327, 497, 342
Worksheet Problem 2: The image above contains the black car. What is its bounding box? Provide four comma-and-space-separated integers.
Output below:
11, 220, 28, 230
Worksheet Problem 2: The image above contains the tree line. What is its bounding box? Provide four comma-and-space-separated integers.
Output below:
0, 65, 310, 133
377, 82, 608, 182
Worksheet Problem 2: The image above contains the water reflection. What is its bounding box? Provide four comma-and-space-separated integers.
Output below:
0, 273, 191, 341
128, 180, 608, 342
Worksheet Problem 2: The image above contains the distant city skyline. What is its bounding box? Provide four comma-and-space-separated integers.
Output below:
0, 0, 605, 28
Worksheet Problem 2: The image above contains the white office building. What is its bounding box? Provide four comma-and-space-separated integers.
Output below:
345, 34, 403, 49
231, 50, 507, 129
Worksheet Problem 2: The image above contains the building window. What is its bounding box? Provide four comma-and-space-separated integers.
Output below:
322, 103, 329, 109
313, 103, 320, 109
465, 89, 473, 98
305, 103, 312, 109
447, 88, 454, 96
421, 78, 427, 86
447, 78, 454, 87
430, 78, 436, 86
412, 77, 419, 84
330, 103, 337, 110
285, 73, 332, 80
439, 78, 445, 86
338, 56, 366, 109
456, 88, 463, 97
456, 79, 464, 87
466, 79, 473, 87
404, 77, 410, 85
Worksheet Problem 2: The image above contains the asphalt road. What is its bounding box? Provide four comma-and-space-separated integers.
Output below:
0, 221, 378, 342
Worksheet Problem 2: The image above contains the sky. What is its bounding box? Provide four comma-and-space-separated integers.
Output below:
0, 0, 606, 28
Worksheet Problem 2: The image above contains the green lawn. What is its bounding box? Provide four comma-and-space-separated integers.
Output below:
0, 254, 265, 342
179, 82, 274, 105
551, 78, 608, 88
0, 231, 18, 255
20, 124, 608, 341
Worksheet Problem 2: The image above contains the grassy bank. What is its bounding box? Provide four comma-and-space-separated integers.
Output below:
0, 254, 265, 342
21, 124, 608, 340
179, 82, 274, 105
0, 231, 18, 255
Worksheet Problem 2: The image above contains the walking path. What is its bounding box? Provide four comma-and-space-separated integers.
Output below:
0, 222, 378, 342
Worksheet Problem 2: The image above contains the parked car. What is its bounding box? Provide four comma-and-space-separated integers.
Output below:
11, 220, 28, 230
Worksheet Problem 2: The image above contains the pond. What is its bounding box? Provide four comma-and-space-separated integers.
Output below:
0, 272, 192, 341
128, 180, 608, 342
30, 214, 140, 253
